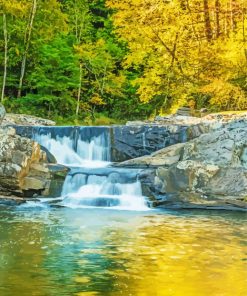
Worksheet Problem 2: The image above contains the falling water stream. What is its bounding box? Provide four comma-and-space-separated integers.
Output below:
33, 127, 147, 210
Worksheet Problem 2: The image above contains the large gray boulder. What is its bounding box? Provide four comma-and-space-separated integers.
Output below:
115, 143, 185, 167
111, 125, 187, 161
0, 127, 66, 198
121, 119, 247, 211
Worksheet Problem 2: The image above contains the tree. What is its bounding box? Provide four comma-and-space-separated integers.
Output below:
0, 0, 28, 101
107, 0, 247, 112
64, 0, 92, 116
1, 13, 7, 102
28, 37, 79, 95
17, 0, 37, 98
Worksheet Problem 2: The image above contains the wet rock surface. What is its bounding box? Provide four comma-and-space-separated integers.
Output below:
120, 118, 247, 211
115, 143, 185, 167
111, 125, 187, 161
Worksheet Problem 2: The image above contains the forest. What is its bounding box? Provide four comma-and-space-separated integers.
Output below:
0, 0, 247, 124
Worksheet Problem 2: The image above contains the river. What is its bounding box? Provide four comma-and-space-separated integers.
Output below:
0, 206, 246, 296
0, 126, 246, 295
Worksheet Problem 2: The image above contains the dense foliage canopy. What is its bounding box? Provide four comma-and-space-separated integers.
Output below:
0, 0, 247, 124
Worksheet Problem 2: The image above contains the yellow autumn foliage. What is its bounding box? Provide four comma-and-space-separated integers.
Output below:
107, 0, 247, 111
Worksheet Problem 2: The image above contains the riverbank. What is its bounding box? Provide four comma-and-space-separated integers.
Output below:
119, 113, 247, 211
1, 106, 247, 211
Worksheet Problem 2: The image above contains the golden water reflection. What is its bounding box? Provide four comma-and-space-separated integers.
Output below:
76, 213, 247, 296
0, 208, 246, 296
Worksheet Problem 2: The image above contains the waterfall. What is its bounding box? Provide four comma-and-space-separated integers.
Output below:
33, 127, 148, 211
61, 169, 146, 210
33, 127, 110, 167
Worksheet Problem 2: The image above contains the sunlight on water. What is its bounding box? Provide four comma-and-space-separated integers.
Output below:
0, 207, 246, 296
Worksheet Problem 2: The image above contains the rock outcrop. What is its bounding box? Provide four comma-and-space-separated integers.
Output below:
119, 119, 247, 211
116, 143, 185, 168
2, 113, 55, 126
0, 126, 66, 198
112, 125, 188, 161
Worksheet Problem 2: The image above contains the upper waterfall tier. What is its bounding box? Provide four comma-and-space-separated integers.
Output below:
33, 126, 111, 167
14, 125, 188, 162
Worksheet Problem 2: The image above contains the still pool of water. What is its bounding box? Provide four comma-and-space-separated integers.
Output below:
0, 205, 246, 296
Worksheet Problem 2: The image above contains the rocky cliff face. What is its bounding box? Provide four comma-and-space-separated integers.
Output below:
111, 125, 187, 161
0, 110, 67, 201
119, 119, 247, 211
0, 126, 51, 197
0, 125, 67, 201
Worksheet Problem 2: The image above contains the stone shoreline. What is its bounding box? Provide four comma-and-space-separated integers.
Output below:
120, 113, 247, 211
1, 104, 247, 211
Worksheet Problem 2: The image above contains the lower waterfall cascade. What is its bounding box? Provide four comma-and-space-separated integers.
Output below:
34, 127, 148, 210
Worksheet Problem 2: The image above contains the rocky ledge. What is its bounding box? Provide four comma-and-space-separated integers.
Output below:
2, 113, 55, 126
0, 106, 65, 203
0, 125, 67, 203
118, 118, 247, 211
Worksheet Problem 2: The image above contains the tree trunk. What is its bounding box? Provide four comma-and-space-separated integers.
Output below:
1, 14, 8, 102
242, 1, 246, 42
186, 0, 200, 42
17, 0, 37, 98
76, 63, 82, 116
215, 0, 221, 38
203, 0, 213, 41
230, 0, 237, 32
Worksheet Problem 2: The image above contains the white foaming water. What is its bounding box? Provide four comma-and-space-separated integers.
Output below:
77, 134, 110, 164
61, 173, 147, 211
34, 133, 110, 167
34, 128, 148, 211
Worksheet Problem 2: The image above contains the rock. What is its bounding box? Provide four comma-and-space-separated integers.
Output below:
138, 169, 157, 200
206, 168, 247, 196
0, 195, 26, 205
204, 112, 247, 122
163, 160, 220, 193
0, 104, 6, 124
152, 111, 247, 126
128, 119, 247, 210
48, 164, 69, 197
116, 143, 185, 167
0, 127, 64, 197
156, 192, 247, 211
176, 107, 191, 116
111, 125, 187, 161
40, 145, 57, 163
200, 108, 208, 114
2, 113, 55, 126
